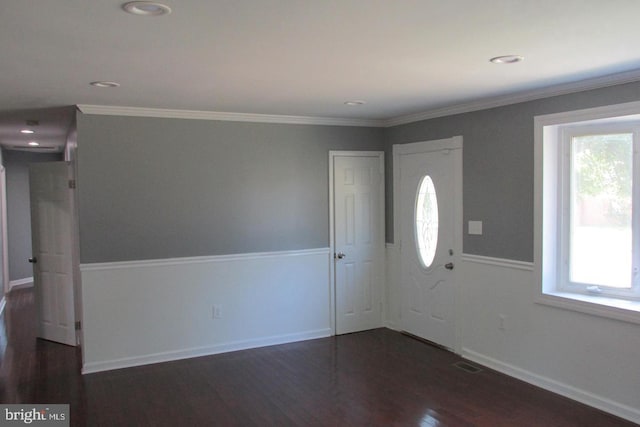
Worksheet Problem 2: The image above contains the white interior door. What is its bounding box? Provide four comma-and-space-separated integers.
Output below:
29, 162, 76, 346
396, 138, 462, 350
332, 152, 385, 335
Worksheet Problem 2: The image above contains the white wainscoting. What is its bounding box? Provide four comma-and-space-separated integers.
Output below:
384, 246, 640, 423
384, 243, 400, 331
80, 248, 332, 374
459, 254, 640, 424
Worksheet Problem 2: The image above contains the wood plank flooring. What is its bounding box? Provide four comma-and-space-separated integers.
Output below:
0, 288, 636, 426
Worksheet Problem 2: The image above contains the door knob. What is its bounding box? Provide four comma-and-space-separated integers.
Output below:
28, 257, 38, 264
335, 252, 346, 259
444, 262, 454, 270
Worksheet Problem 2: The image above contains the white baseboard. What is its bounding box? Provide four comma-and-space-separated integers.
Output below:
83, 328, 331, 374
384, 321, 399, 331
462, 348, 640, 424
9, 277, 33, 291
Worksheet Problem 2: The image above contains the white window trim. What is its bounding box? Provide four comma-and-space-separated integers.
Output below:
534, 101, 640, 324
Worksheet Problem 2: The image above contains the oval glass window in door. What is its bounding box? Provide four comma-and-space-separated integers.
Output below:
415, 175, 438, 268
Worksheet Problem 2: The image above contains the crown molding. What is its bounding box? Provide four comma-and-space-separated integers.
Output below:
78, 69, 640, 129
383, 68, 640, 127
76, 105, 385, 128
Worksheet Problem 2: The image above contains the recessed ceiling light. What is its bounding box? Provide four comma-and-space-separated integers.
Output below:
344, 100, 366, 106
489, 55, 524, 64
122, 1, 172, 16
28, 141, 39, 147
20, 129, 34, 134
90, 81, 120, 88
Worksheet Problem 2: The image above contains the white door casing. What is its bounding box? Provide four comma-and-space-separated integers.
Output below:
394, 137, 462, 351
330, 152, 385, 335
29, 162, 77, 346
1, 166, 8, 296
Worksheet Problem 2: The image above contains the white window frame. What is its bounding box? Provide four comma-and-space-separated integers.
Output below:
535, 101, 640, 324
559, 123, 640, 298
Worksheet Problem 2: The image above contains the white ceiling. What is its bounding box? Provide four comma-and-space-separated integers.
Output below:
2, 0, 640, 151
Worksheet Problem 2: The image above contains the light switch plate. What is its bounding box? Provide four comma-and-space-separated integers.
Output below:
468, 220, 483, 235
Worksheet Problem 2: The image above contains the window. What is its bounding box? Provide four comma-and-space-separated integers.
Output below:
415, 175, 438, 268
535, 102, 640, 324
562, 128, 637, 297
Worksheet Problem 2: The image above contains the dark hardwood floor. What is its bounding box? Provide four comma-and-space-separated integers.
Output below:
0, 288, 636, 426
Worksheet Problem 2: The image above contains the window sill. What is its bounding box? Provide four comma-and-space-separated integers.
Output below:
536, 292, 640, 324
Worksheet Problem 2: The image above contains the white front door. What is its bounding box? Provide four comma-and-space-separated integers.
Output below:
396, 137, 462, 350
29, 162, 77, 346
332, 152, 385, 334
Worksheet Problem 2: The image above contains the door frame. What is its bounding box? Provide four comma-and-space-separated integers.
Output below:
0, 166, 9, 297
329, 150, 385, 336
392, 137, 463, 353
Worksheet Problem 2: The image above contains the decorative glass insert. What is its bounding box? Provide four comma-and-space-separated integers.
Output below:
415, 176, 439, 268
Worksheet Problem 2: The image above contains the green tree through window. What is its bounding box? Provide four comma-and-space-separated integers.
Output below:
572, 133, 632, 226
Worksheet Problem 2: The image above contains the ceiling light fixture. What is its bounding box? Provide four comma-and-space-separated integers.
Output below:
344, 100, 366, 106
489, 55, 524, 64
122, 1, 172, 16
28, 141, 40, 147
90, 81, 120, 88
20, 129, 35, 134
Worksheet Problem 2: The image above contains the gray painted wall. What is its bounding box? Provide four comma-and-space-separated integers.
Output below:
385, 80, 640, 262
77, 114, 385, 263
76, 80, 640, 265
4, 150, 63, 281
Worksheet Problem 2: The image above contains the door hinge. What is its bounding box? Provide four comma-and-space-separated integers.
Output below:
75, 320, 81, 331
68, 179, 76, 189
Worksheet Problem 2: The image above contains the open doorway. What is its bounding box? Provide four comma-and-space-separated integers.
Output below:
3, 150, 64, 292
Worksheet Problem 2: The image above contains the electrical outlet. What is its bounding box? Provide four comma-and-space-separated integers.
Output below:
212, 304, 222, 319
